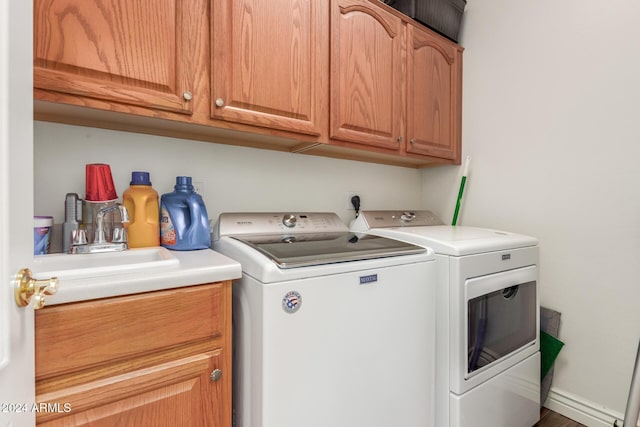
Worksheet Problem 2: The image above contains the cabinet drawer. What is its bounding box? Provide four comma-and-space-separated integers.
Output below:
35, 283, 225, 380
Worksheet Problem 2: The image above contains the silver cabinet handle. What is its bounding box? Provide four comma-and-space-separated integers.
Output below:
210, 368, 223, 382
215, 98, 224, 108
397, 136, 403, 142
183, 91, 193, 101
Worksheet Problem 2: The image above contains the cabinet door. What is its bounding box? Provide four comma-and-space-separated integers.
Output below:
406, 24, 462, 162
35, 282, 232, 427
330, 0, 405, 150
34, 0, 202, 114
36, 351, 225, 427
211, 0, 328, 136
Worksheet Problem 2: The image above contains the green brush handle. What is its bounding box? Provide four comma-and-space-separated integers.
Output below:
452, 175, 466, 226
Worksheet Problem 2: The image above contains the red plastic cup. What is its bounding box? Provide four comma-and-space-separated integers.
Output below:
85, 163, 118, 202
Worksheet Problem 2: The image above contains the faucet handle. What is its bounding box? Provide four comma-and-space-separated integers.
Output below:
71, 229, 88, 246
94, 227, 107, 244
112, 227, 127, 243
118, 204, 130, 224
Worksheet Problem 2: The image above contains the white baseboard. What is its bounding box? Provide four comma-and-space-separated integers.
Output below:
544, 387, 638, 427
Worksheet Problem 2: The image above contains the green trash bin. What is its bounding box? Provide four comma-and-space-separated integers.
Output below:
540, 307, 564, 406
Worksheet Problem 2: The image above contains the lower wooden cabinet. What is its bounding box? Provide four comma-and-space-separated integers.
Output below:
34, 282, 231, 427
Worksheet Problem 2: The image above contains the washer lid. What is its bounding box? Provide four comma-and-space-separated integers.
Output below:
232, 232, 426, 268
350, 211, 537, 256
366, 225, 538, 256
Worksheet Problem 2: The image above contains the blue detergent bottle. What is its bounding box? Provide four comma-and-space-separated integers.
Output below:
160, 176, 211, 250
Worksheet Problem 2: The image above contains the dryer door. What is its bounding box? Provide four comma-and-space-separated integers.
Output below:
464, 265, 538, 380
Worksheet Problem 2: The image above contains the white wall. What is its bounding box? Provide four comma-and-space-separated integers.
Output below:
422, 0, 640, 425
34, 122, 423, 230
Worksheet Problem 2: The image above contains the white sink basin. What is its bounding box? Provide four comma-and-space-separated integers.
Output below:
32, 247, 179, 280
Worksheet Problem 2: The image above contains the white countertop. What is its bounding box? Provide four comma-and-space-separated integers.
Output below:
35, 248, 242, 306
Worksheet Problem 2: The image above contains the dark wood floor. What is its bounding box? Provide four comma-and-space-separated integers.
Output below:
535, 407, 586, 427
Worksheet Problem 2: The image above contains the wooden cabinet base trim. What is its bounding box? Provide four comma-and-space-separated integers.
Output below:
305, 142, 453, 168
34, 98, 322, 152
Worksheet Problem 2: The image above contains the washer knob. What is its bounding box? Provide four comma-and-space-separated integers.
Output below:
400, 212, 416, 222
282, 214, 297, 228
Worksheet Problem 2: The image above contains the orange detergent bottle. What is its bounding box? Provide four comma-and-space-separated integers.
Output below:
123, 171, 160, 248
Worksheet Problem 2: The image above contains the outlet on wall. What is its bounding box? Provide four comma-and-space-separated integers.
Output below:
345, 191, 360, 210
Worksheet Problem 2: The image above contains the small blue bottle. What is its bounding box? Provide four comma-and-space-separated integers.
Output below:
160, 176, 211, 250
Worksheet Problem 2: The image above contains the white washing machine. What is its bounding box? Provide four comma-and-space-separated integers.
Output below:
351, 211, 541, 427
212, 212, 438, 427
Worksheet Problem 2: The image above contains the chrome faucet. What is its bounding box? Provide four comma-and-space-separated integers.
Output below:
70, 203, 130, 254
94, 203, 130, 244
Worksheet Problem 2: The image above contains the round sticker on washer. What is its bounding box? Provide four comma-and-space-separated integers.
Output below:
282, 291, 302, 314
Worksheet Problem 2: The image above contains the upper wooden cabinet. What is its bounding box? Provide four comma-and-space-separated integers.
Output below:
33, 0, 205, 115
329, 0, 405, 150
33, 0, 463, 168
406, 23, 462, 162
211, 0, 329, 136
325, 0, 462, 164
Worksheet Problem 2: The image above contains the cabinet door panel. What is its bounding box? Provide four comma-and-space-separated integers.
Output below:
330, 0, 405, 150
212, 0, 328, 135
37, 351, 224, 426
34, 0, 198, 114
406, 25, 462, 161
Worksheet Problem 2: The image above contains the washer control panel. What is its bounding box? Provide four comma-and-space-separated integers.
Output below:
216, 212, 348, 237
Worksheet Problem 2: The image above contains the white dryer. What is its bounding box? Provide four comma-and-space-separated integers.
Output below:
351, 211, 540, 427
213, 212, 438, 427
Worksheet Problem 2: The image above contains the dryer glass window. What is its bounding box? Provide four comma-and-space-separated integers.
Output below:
467, 280, 536, 374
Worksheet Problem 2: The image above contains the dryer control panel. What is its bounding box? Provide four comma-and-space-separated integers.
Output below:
351, 210, 444, 231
